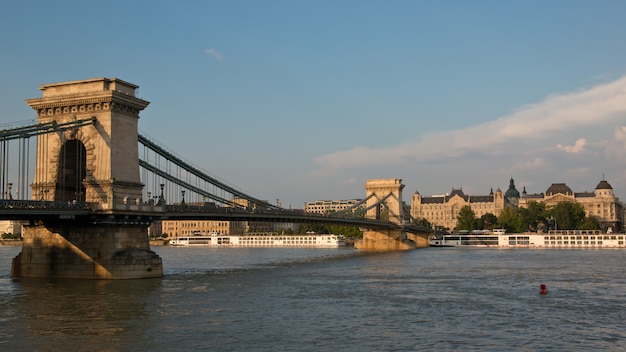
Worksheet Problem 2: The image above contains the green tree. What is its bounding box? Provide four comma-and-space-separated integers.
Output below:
519, 201, 549, 231
328, 225, 363, 238
414, 218, 432, 229
549, 201, 586, 230
579, 216, 601, 230
297, 223, 329, 234
497, 207, 524, 233
456, 205, 478, 231
478, 213, 498, 230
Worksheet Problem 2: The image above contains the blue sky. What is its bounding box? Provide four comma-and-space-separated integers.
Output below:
2, 0, 626, 208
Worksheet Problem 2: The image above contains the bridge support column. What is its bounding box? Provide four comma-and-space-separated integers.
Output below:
11, 222, 162, 279
355, 229, 417, 251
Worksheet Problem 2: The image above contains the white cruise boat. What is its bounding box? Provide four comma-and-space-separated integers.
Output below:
429, 229, 626, 248
169, 233, 346, 248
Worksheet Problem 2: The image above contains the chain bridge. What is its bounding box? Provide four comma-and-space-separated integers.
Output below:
0, 78, 430, 279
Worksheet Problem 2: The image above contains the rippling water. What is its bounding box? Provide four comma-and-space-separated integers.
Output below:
1, 245, 626, 351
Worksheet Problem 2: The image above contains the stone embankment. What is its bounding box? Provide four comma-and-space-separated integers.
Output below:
149, 239, 168, 246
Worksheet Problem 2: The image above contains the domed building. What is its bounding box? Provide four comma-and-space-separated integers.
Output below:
518, 179, 624, 233
504, 178, 521, 206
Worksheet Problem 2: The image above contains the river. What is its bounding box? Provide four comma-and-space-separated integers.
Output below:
1, 245, 625, 351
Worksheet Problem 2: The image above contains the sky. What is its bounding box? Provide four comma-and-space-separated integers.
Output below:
2, 0, 626, 208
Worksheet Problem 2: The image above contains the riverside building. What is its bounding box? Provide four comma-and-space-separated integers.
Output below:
410, 177, 624, 233
519, 179, 624, 233
303, 199, 363, 215
410, 184, 513, 232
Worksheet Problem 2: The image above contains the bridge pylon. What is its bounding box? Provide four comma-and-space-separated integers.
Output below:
355, 178, 424, 250
11, 78, 162, 279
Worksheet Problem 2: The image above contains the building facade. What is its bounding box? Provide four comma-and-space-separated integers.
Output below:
519, 179, 624, 233
162, 219, 247, 237
303, 199, 363, 215
411, 187, 507, 231
0, 220, 25, 235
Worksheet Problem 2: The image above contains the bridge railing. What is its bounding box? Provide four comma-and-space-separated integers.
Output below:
165, 204, 316, 216
0, 199, 91, 210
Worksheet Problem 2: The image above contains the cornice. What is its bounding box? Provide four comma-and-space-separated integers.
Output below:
26, 91, 150, 119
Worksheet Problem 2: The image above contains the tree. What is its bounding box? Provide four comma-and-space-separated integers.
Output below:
497, 207, 524, 233
414, 218, 432, 229
297, 223, 329, 234
518, 201, 549, 231
579, 216, 601, 230
456, 205, 478, 231
549, 201, 586, 230
298, 223, 363, 237
478, 213, 498, 230
328, 225, 363, 238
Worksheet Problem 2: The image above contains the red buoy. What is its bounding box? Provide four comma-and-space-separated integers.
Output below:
539, 284, 548, 295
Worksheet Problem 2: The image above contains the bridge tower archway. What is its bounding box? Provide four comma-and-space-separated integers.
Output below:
56, 139, 87, 202
26, 78, 150, 210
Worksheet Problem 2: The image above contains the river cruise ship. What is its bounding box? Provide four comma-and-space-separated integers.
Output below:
429, 229, 626, 248
169, 233, 346, 248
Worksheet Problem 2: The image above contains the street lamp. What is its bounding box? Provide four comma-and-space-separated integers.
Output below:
159, 183, 165, 205
550, 216, 557, 232
7, 183, 12, 200
181, 190, 186, 205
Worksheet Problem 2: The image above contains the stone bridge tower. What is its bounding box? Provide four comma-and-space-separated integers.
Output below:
12, 78, 162, 279
357, 178, 421, 250
26, 78, 148, 209
364, 178, 405, 224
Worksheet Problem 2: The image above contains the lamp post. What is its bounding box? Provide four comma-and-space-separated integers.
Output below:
550, 216, 557, 232
159, 183, 165, 205
181, 190, 186, 205
7, 183, 12, 200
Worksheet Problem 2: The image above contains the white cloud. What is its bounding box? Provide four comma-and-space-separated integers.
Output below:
205, 48, 223, 60
615, 126, 626, 147
315, 75, 626, 170
513, 157, 548, 169
557, 138, 587, 153
341, 178, 360, 185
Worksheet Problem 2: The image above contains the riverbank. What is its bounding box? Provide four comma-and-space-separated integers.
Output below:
149, 239, 168, 246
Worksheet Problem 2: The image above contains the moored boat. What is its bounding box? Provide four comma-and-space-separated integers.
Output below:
169, 233, 346, 248
429, 229, 626, 248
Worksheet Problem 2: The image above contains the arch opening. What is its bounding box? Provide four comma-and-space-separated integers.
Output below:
56, 139, 86, 202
